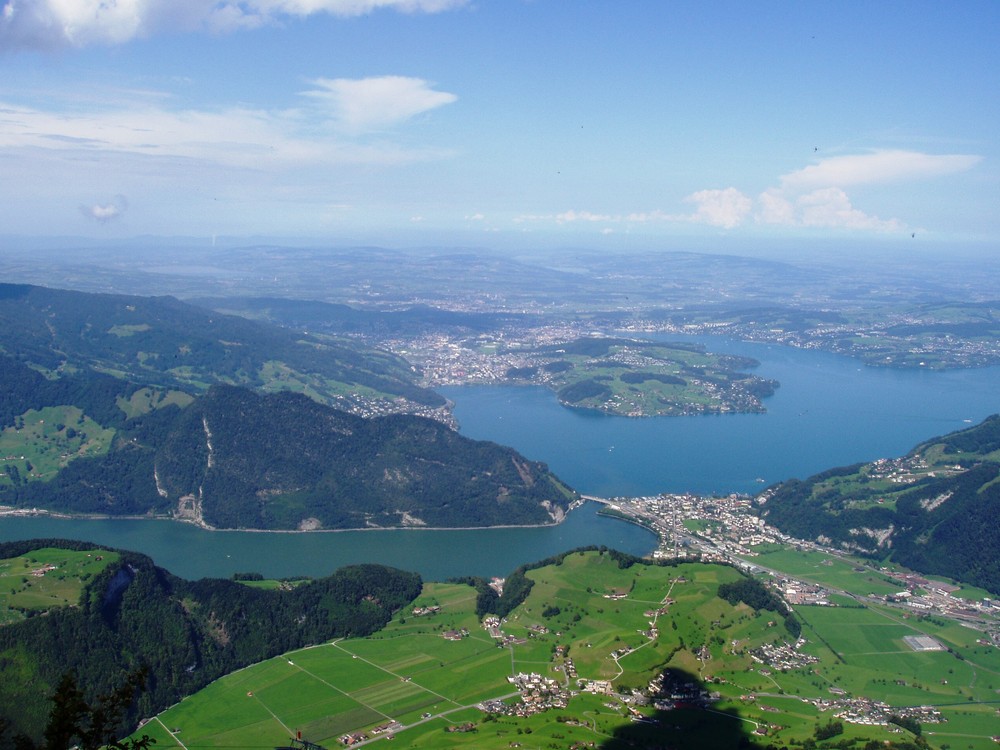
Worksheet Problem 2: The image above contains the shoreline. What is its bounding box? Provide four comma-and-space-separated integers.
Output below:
0, 498, 589, 535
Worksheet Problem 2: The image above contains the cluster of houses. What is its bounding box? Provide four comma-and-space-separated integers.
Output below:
827, 697, 943, 727
338, 720, 402, 746
482, 615, 528, 647
410, 604, 440, 617
748, 639, 818, 670
477, 672, 570, 718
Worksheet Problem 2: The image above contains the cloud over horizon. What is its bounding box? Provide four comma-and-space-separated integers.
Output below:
512, 149, 979, 235
0, 0, 469, 51
779, 150, 982, 190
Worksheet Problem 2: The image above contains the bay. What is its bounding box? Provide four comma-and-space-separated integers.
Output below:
440, 335, 1000, 497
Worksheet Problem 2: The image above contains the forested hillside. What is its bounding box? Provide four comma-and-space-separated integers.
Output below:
759, 415, 1000, 594
0, 284, 575, 530
0, 282, 442, 409
0, 539, 422, 746
0, 364, 574, 529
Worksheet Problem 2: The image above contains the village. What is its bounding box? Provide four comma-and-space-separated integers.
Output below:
594, 491, 1000, 648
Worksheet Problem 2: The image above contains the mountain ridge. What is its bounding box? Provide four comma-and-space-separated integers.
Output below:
758, 414, 1000, 594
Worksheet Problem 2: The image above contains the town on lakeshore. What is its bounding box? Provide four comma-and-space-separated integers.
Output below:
588, 492, 1000, 643
290, 486, 1000, 748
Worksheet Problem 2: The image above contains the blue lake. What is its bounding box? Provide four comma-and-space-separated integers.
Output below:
2, 336, 997, 580
441, 335, 1000, 497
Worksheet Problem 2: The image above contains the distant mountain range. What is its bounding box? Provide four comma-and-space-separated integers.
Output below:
759, 415, 1000, 595
194, 295, 539, 336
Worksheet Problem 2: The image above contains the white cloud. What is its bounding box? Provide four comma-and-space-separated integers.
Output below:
755, 187, 902, 232
780, 150, 981, 189
755, 189, 795, 226
0, 0, 468, 50
555, 210, 614, 223
503, 148, 978, 236
80, 195, 128, 223
302, 76, 457, 132
797, 187, 903, 231
748, 150, 981, 232
684, 188, 752, 229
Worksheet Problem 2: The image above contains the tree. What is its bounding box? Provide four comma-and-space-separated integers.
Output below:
38, 669, 155, 750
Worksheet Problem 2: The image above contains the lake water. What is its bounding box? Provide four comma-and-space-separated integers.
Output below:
0, 501, 654, 582
2, 335, 997, 581
441, 335, 1000, 497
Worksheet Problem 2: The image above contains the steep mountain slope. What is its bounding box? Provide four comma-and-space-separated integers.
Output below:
0, 372, 574, 530
759, 415, 1000, 594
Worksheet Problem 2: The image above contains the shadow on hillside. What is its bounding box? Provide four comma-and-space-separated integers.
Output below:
598, 667, 770, 750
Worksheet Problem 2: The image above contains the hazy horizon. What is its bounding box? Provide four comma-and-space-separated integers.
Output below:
1, 2, 997, 249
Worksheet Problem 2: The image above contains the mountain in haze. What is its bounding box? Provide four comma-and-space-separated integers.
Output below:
758, 415, 1000, 595
193, 295, 539, 336
0, 282, 443, 411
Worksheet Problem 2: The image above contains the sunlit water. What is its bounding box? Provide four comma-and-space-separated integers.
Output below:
441, 335, 999, 496
3, 336, 997, 580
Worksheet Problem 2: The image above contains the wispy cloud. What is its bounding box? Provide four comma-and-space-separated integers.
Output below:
0, 77, 456, 169
0, 0, 469, 51
779, 150, 981, 189
302, 76, 457, 132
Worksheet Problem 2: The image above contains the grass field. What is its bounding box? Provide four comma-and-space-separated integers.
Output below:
749, 547, 912, 598
133, 553, 1000, 749
116, 387, 194, 418
0, 405, 116, 486
0, 547, 118, 624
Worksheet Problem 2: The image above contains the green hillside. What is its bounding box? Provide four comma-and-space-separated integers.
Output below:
759, 415, 1000, 594
130, 549, 997, 750
0, 283, 442, 411
0, 374, 574, 529
0, 539, 421, 746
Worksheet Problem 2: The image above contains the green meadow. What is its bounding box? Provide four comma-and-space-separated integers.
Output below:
0, 406, 116, 486
130, 550, 1000, 749
116, 387, 194, 419
0, 547, 118, 624
749, 546, 912, 598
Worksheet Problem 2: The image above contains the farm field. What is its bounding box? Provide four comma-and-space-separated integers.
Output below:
0, 547, 118, 624
747, 547, 906, 598
131, 550, 1000, 749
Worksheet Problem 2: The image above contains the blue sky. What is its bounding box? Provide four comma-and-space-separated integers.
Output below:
1, 0, 997, 250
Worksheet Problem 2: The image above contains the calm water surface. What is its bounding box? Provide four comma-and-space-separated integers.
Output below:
0, 501, 654, 581
2, 336, 997, 580
441, 335, 1000, 497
